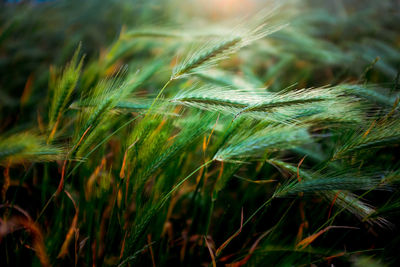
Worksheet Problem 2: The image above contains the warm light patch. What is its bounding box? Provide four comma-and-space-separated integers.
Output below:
196, 0, 258, 19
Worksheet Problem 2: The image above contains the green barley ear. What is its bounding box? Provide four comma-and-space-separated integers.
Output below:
339, 84, 400, 106
171, 9, 286, 80
171, 86, 253, 114
213, 123, 312, 162
0, 132, 63, 166
171, 85, 363, 124
275, 175, 386, 196
333, 119, 400, 160
70, 60, 164, 113
172, 36, 241, 79
72, 71, 131, 157
268, 159, 390, 227
48, 44, 84, 140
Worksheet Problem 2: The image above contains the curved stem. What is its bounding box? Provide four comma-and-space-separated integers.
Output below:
160, 159, 213, 206
145, 79, 172, 117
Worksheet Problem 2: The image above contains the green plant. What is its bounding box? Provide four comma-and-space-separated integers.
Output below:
1, 1, 400, 266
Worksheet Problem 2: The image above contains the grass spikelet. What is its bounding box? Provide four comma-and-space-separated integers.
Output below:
172, 37, 241, 79
269, 159, 389, 226
48, 44, 84, 138
172, 85, 362, 124
333, 119, 400, 159
276, 176, 386, 196
0, 132, 63, 165
172, 86, 252, 113
171, 8, 286, 79
131, 112, 217, 189
73, 71, 131, 156
214, 123, 312, 162
235, 86, 339, 115
339, 84, 400, 106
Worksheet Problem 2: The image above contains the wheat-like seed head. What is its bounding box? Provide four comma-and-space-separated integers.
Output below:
171, 7, 287, 80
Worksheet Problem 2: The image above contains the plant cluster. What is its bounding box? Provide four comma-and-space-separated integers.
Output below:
1, 0, 400, 266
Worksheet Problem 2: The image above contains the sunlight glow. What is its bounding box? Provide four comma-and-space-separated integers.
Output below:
196, 0, 258, 19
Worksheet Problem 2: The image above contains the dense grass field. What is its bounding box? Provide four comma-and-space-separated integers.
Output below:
1, 0, 400, 266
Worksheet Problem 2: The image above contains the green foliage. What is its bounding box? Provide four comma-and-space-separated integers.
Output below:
1, 1, 400, 267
